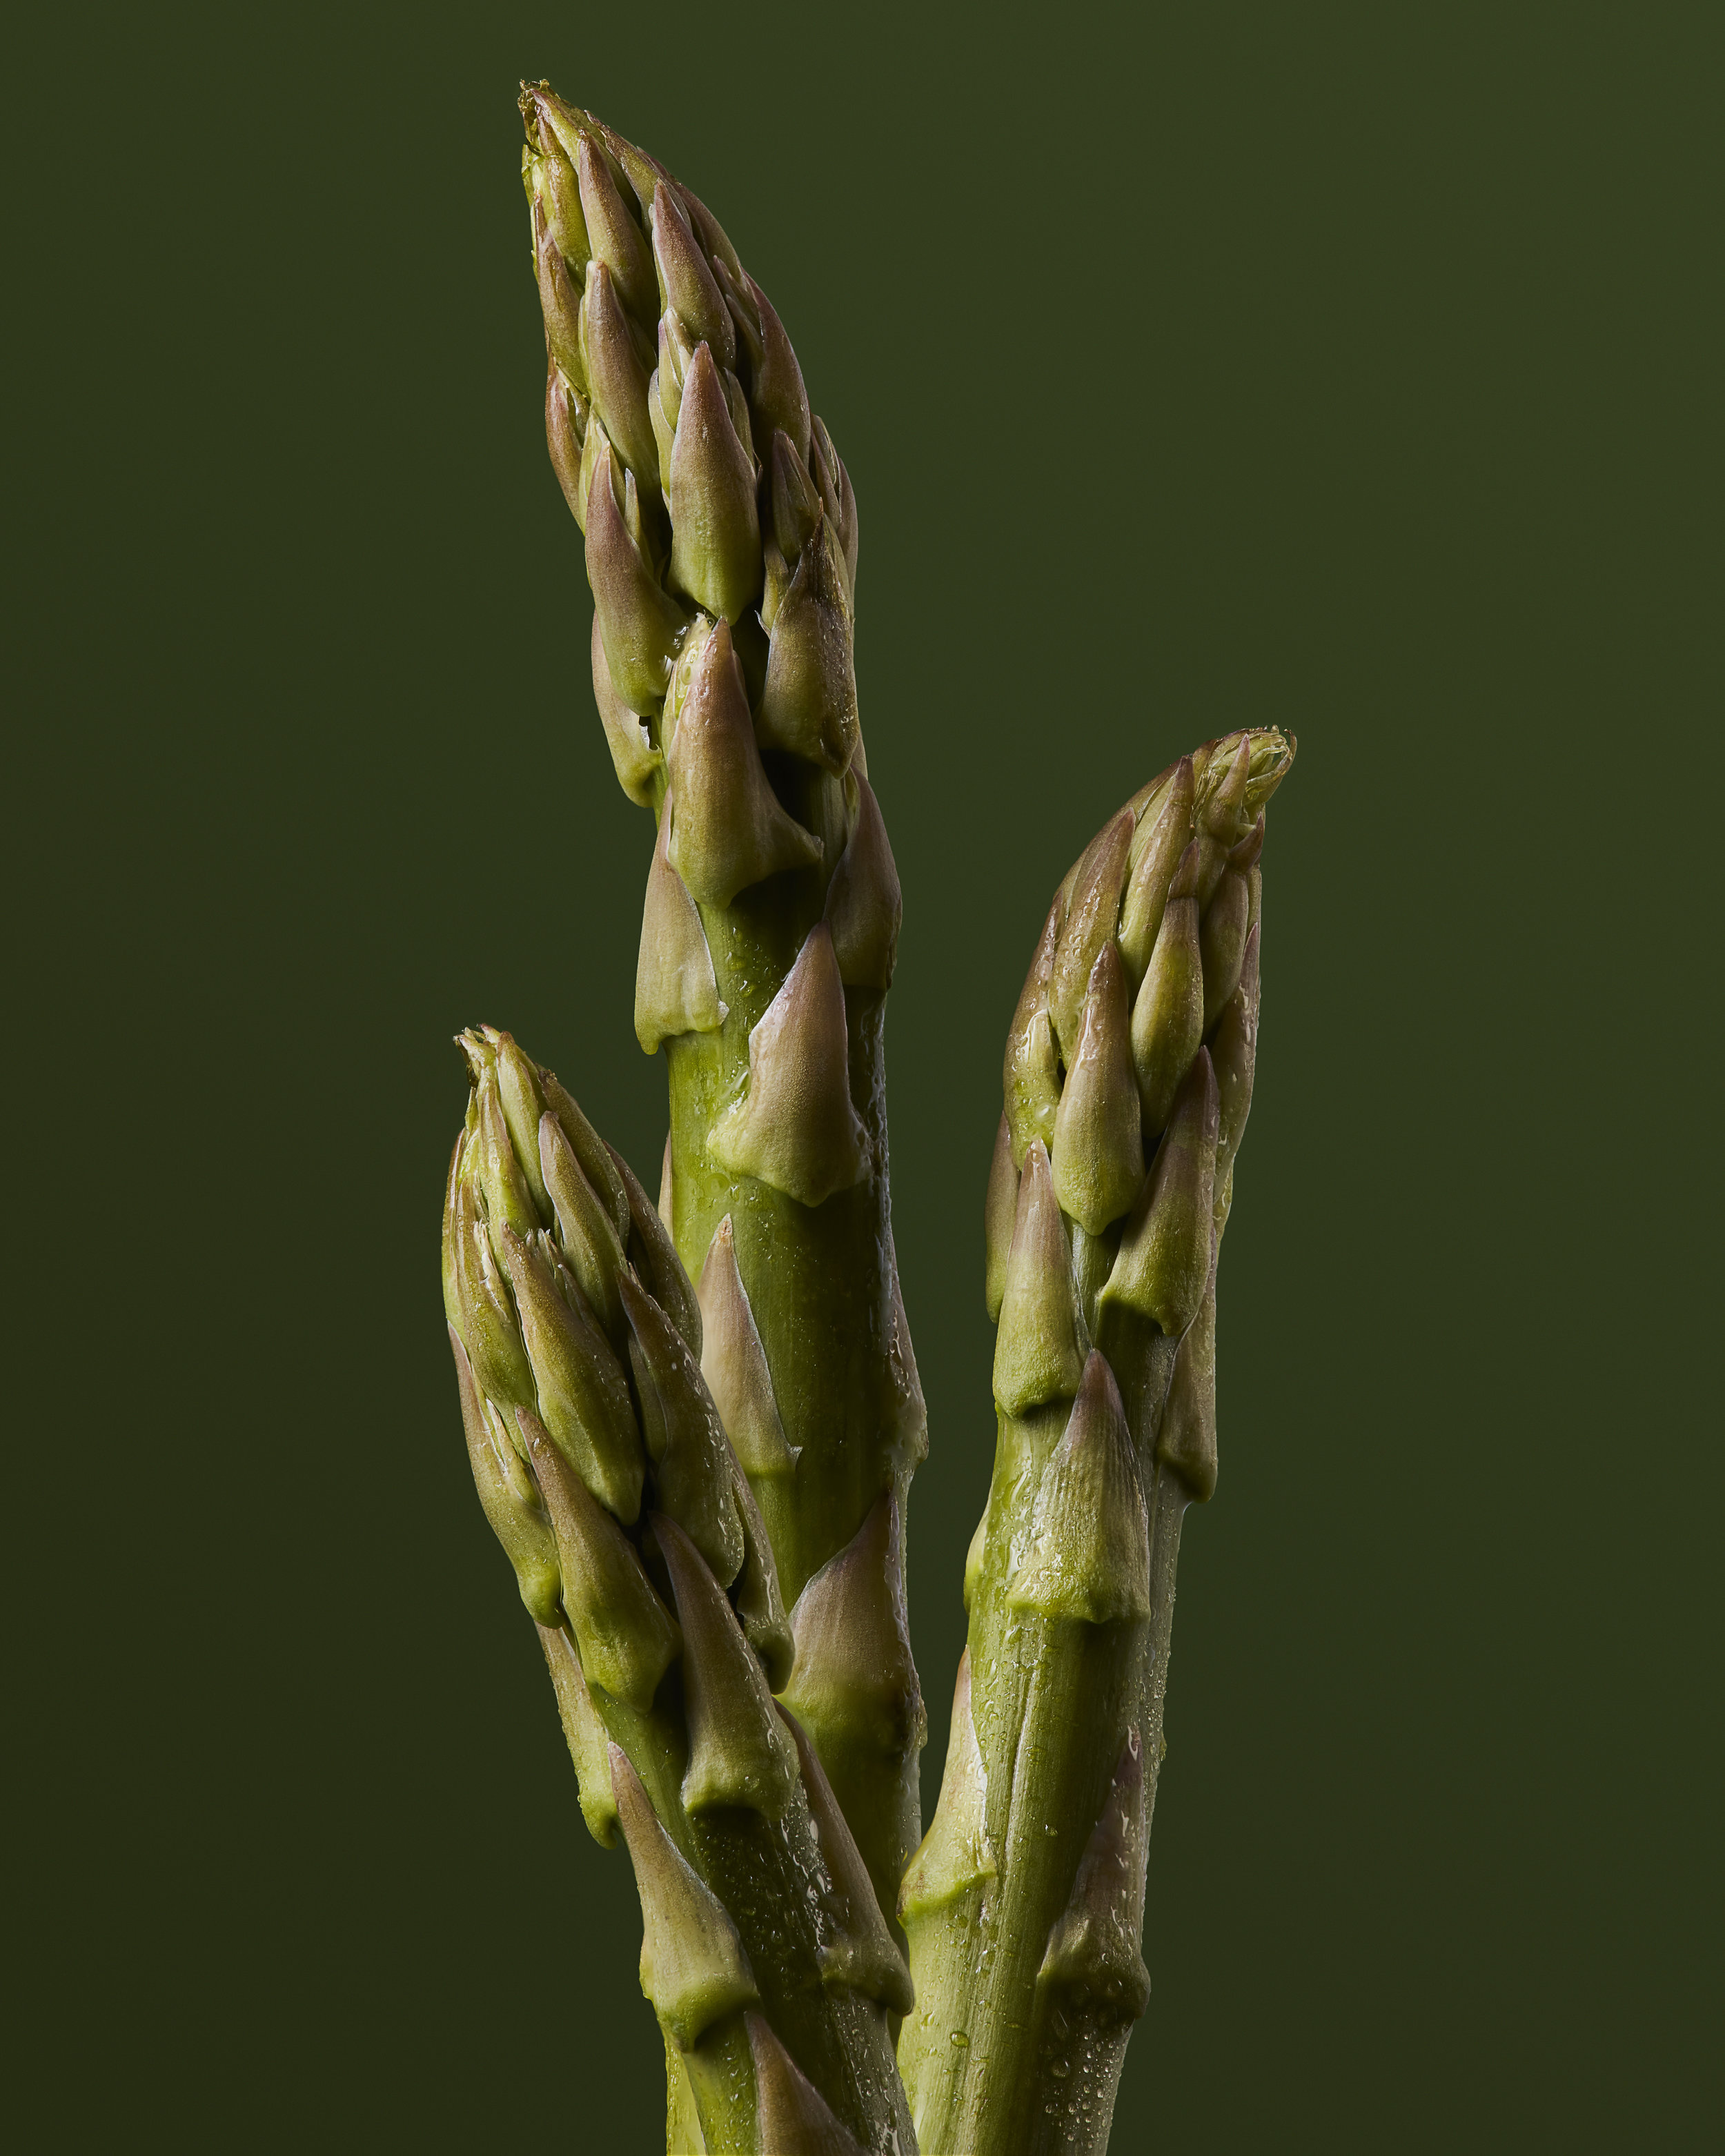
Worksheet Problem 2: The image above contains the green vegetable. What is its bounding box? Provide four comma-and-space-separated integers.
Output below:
519, 81, 926, 1961
444, 1026, 914, 2155
896, 731, 1294, 2155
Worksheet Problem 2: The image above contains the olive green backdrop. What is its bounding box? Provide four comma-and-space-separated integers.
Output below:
11, 2, 1717, 2148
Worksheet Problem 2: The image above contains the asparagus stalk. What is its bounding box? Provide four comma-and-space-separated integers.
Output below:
896, 730, 1294, 2155
444, 1025, 914, 2155
518, 83, 925, 1950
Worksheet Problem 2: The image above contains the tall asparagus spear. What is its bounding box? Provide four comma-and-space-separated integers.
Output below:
517, 84, 925, 1952
444, 1025, 915, 2155
896, 729, 1294, 2155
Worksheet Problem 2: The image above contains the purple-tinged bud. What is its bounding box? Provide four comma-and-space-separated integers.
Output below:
575, 132, 656, 324
533, 205, 585, 393
1003, 899, 1063, 1167
1100, 1050, 1219, 1340
993, 1140, 1084, 1416
651, 182, 735, 367
757, 518, 858, 772
590, 610, 663, 807
580, 258, 659, 497
667, 343, 760, 623
584, 439, 687, 712
1118, 757, 1195, 987
747, 275, 811, 467
1049, 809, 1134, 1060
667, 618, 822, 906
1129, 840, 1205, 1138
1052, 942, 1145, 1236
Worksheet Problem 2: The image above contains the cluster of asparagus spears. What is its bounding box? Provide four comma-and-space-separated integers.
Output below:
438, 85, 1293, 2155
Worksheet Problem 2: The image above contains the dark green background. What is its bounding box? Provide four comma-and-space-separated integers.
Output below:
13, 2, 1718, 2147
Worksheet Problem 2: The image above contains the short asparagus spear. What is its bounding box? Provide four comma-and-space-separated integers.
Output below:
444, 1025, 915, 2155
896, 730, 1294, 2155
518, 84, 925, 1950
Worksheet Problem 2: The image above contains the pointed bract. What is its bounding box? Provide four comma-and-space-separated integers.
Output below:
545, 363, 590, 526
652, 184, 735, 366
1004, 898, 1062, 1165
1009, 1354, 1152, 1623
984, 1112, 1020, 1324
656, 1514, 800, 1817
1159, 1274, 1218, 1501
771, 428, 822, 563
1118, 758, 1195, 985
540, 1110, 627, 1343
1049, 810, 1134, 1060
519, 1410, 678, 1708
450, 1327, 561, 1624
1130, 840, 1205, 1136
450, 1174, 535, 1413
747, 2013, 869, 2156
993, 1141, 1084, 1416
667, 617, 822, 906
709, 924, 869, 1207
540, 1069, 631, 1245
535, 1620, 619, 1846
590, 611, 662, 805
580, 257, 658, 495
1200, 851, 1252, 1034
780, 1710, 916, 2016
898, 1652, 996, 1921
782, 1494, 924, 1767
585, 441, 687, 711
1100, 1050, 1219, 1340
611, 1142, 704, 1359
495, 1223, 644, 1523
697, 1215, 798, 1476
1213, 922, 1262, 1189
492, 1034, 553, 1220
1037, 1728, 1151, 2019
636, 792, 728, 1052
1052, 941, 1145, 1236
668, 344, 760, 623
611, 1743, 759, 2050
533, 206, 585, 391
757, 518, 858, 772
748, 276, 811, 465
824, 774, 900, 989
620, 1274, 741, 1586
575, 133, 656, 322
729, 1458, 795, 1691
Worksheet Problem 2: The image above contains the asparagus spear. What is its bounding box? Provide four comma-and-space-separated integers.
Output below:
896, 730, 1294, 2155
444, 1025, 914, 2155
518, 84, 925, 1952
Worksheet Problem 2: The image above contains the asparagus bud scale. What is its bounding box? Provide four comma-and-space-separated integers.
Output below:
437, 82, 1298, 2154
